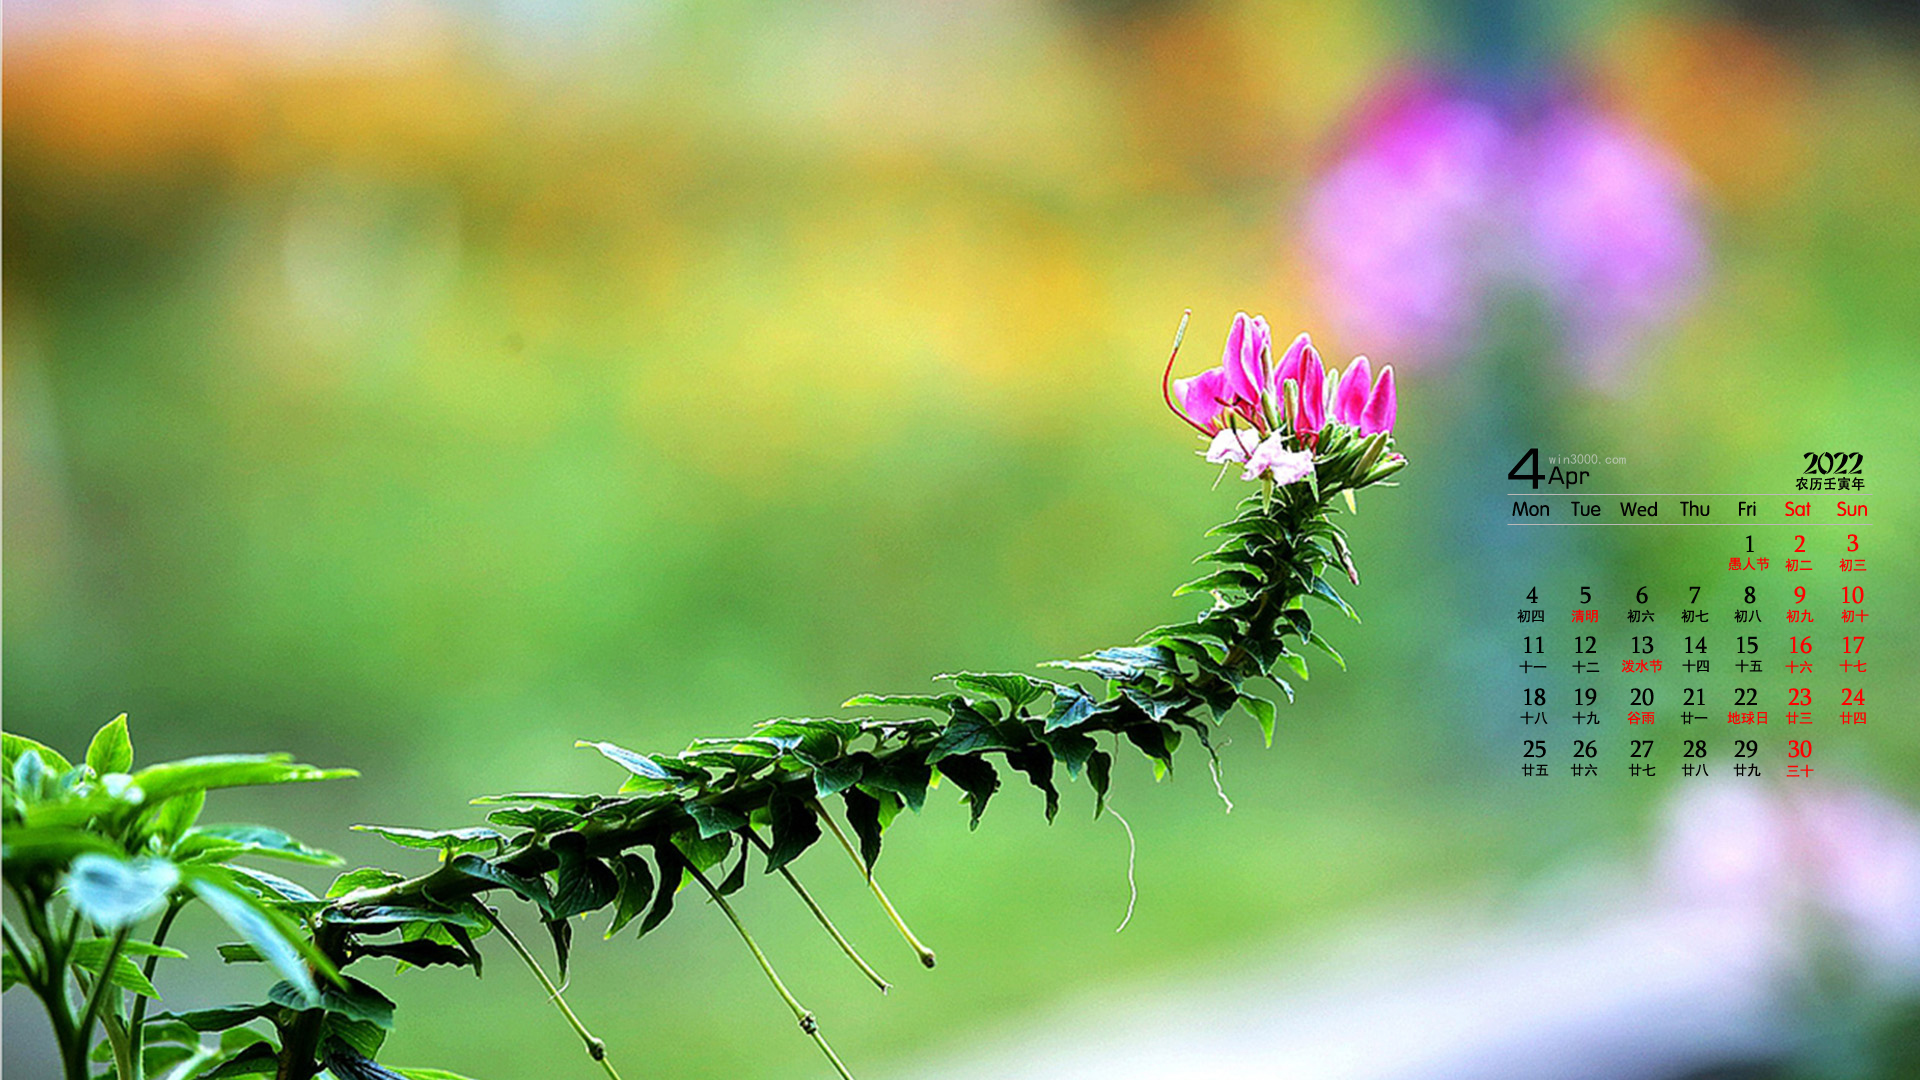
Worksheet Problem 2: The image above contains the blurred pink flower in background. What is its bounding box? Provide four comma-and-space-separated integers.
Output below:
1304, 78, 1704, 385
1657, 780, 1920, 984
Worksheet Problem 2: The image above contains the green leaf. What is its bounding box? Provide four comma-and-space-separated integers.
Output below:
1243, 695, 1277, 748
354, 937, 474, 970
544, 915, 573, 981
200, 1041, 279, 1078
485, 806, 582, 832
271, 976, 395, 1028
395, 1069, 485, 1080
322, 905, 489, 933
860, 756, 931, 813
1124, 722, 1181, 774
934, 672, 1059, 711
130, 755, 356, 802
1172, 568, 1261, 597
187, 876, 321, 1006
638, 844, 686, 937
923, 703, 1014, 764
550, 852, 618, 921
69, 938, 180, 997
1040, 727, 1097, 778
140, 1044, 197, 1078
445, 855, 554, 918
605, 854, 654, 938
671, 829, 732, 873
763, 794, 819, 873
933, 755, 999, 830
149, 791, 207, 849
67, 854, 180, 929
221, 865, 323, 907
715, 844, 749, 896
328, 867, 405, 899
2, 732, 74, 776
218, 943, 265, 963
1043, 690, 1097, 732
685, 800, 748, 840
3, 953, 23, 991
840, 788, 885, 870
188, 824, 340, 865
351, 825, 502, 858
841, 692, 960, 711
1304, 575, 1359, 620
1008, 745, 1060, 823
1306, 631, 1346, 670
166, 1004, 276, 1032
322, 1014, 389, 1058
1086, 749, 1112, 818
1, 825, 119, 868
85, 715, 134, 777
575, 741, 671, 781
469, 792, 602, 811
807, 757, 862, 799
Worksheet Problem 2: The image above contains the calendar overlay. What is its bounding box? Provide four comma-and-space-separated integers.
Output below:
1501, 473, 1869, 781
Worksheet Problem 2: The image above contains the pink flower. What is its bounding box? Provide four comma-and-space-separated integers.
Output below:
1172, 367, 1232, 434
1219, 312, 1272, 415
1243, 435, 1315, 485
1332, 356, 1372, 427
1295, 350, 1326, 437
1267, 332, 1314, 401
1359, 365, 1396, 435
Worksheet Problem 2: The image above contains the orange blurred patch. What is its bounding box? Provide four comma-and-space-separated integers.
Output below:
1593, 15, 1813, 209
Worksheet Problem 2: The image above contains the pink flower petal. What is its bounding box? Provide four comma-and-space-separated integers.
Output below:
1334, 355, 1372, 426
1361, 365, 1397, 435
1173, 367, 1230, 433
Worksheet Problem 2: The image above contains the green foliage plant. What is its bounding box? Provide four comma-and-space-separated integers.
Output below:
2, 313, 1406, 1080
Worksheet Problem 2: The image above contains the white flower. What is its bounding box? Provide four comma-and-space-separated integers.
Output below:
1204, 427, 1262, 465
1242, 435, 1315, 485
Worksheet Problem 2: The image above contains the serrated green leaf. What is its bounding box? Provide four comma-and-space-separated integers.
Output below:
933, 755, 998, 830
1043, 691, 1097, 732
1008, 744, 1059, 823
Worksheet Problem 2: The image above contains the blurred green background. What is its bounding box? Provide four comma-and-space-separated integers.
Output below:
5, 1, 1918, 1078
